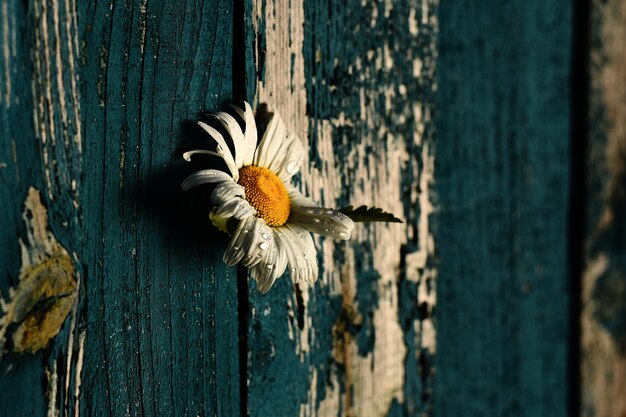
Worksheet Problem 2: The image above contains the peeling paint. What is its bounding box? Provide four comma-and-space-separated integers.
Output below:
408, 8, 419, 36
30, 0, 83, 200
73, 330, 86, 417
596, 3, 626, 227
46, 362, 59, 417
582, 1, 626, 415
52, 0, 69, 147
581, 254, 626, 417
0, 187, 77, 356
252, 0, 437, 415
63, 0, 83, 152
63, 266, 81, 413
31, 1, 54, 199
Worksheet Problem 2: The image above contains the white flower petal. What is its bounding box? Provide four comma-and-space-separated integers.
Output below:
227, 103, 258, 166
181, 169, 233, 190
249, 225, 286, 293
286, 184, 316, 207
279, 224, 318, 284
271, 231, 288, 278
229, 104, 245, 119
214, 197, 256, 220
290, 206, 354, 240
270, 132, 305, 182
253, 111, 286, 169
253, 113, 304, 180
242, 102, 258, 166
211, 181, 256, 220
236, 203, 257, 219
224, 216, 261, 266
197, 121, 239, 181
183, 149, 223, 161
211, 181, 245, 205
212, 112, 244, 164
213, 111, 256, 169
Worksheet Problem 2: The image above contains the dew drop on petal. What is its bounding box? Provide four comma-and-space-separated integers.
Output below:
261, 232, 270, 240
259, 242, 269, 250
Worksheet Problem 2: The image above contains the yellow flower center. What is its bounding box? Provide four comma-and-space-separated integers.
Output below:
238, 166, 291, 227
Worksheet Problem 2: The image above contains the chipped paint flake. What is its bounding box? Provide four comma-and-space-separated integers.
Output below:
63, 0, 83, 151
408, 8, 419, 36
0, 187, 77, 355
73, 330, 86, 417
47, 362, 59, 417
581, 254, 626, 416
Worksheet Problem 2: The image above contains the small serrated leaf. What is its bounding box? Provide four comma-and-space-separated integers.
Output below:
338, 205, 403, 223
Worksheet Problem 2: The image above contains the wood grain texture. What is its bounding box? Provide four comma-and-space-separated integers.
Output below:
0, 0, 83, 415
435, 1, 572, 416
581, 0, 626, 415
244, 1, 437, 416
1, 0, 241, 416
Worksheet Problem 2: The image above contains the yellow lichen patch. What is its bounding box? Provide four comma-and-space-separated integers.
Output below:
237, 166, 291, 227
0, 187, 77, 356
10, 256, 75, 353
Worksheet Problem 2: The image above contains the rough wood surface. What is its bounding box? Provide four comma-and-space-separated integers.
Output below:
0, 0, 241, 416
435, 1, 572, 416
244, 1, 437, 416
581, 0, 626, 415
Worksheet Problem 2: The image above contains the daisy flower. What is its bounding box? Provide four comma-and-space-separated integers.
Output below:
182, 102, 354, 293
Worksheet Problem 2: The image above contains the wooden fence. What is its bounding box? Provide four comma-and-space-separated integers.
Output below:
0, 0, 624, 416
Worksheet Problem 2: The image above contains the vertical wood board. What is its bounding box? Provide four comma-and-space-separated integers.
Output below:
435, 1, 572, 416
0, 0, 242, 416
244, 1, 438, 416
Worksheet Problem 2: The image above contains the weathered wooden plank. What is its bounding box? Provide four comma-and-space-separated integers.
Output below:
435, 1, 572, 416
0, 0, 84, 415
581, 0, 626, 415
1, 0, 241, 416
244, 1, 437, 416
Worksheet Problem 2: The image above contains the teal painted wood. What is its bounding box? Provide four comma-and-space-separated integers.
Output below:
0, 0, 241, 416
0, 0, 82, 415
435, 1, 572, 416
243, 1, 438, 416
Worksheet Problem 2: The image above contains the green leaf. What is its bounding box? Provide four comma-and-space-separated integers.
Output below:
338, 205, 403, 223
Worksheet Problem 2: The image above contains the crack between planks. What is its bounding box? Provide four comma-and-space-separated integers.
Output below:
568, 0, 591, 415
232, 2, 250, 416
236, 264, 250, 417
